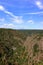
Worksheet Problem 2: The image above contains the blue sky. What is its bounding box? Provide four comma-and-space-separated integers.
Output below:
0, 0, 43, 29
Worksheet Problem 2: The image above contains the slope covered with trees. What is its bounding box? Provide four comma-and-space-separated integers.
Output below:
0, 28, 43, 65
0, 28, 28, 65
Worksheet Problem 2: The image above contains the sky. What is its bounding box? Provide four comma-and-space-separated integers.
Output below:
0, 0, 43, 29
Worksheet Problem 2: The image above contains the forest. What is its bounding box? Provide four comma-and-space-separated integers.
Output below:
0, 28, 43, 65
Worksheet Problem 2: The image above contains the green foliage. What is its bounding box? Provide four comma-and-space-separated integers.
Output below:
33, 44, 39, 53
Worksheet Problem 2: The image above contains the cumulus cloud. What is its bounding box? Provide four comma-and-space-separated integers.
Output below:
28, 20, 34, 24
35, 1, 43, 9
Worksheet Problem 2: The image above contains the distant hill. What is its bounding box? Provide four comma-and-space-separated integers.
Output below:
0, 28, 43, 65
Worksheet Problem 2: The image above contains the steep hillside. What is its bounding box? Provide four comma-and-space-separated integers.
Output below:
0, 28, 43, 65
0, 28, 28, 65
24, 34, 43, 65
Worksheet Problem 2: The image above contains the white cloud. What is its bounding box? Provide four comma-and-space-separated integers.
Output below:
0, 5, 5, 11
0, 5, 16, 18
4, 11, 16, 18
35, 1, 43, 9
25, 11, 43, 15
0, 5, 23, 24
28, 20, 34, 24
0, 23, 24, 29
11, 16, 23, 24
1, 23, 15, 28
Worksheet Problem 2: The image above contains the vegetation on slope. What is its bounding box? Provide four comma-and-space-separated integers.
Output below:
0, 28, 43, 65
0, 28, 28, 65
